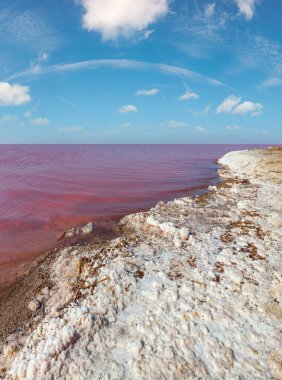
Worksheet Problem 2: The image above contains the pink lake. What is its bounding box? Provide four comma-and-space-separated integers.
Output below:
0, 144, 267, 290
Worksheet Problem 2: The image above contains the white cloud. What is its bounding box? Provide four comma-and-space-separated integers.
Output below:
165, 120, 189, 129
216, 95, 241, 113
30, 118, 49, 126
143, 29, 154, 40
0, 9, 60, 51
29, 53, 50, 77
204, 3, 215, 17
119, 105, 138, 113
24, 110, 33, 118
217, 95, 263, 116
135, 88, 159, 96
32, 52, 49, 67
176, 6, 281, 82
58, 126, 85, 133
7, 59, 224, 87
260, 77, 282, 89
233, 101, 263, 115
226, 125, 242, 131
39, 52, 49, 62
235, 0, 258, 20
79, 0, 169, 40
0, 82, 31, 106
180, 91, 199, 101
194, 126, 205, 133
193, 105, 211, 116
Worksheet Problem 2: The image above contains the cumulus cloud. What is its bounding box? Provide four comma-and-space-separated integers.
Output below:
79, 0, 169, 40
204, 3, 216, 17
233, 101, 263, 115
217, 95, 263, 116
0, 82, 31, 106
119, 105, 138, 113
165, 120, 189, 129
58, 126, 85, 133
135, 88, 159, 96
216, 95, 241, 113
235, 0, 258, 20
179, 91, 199, 101
30, 118, 49, 126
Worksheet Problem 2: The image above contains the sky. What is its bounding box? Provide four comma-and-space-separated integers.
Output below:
0, 0, 281, 144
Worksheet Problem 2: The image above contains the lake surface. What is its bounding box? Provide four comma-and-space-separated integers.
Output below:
0, 144, 266, 289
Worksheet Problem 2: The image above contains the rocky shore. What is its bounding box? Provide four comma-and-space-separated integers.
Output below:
0, 147, 281, 380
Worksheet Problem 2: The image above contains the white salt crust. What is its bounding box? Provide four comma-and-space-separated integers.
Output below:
2, 148, 282, 380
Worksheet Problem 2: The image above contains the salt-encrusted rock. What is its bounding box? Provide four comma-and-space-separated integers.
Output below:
179, 227, 189, 240
81, 222, 95, 235
41, 287, 49, 296
28, 300, 41, 312
159, 222, 176, 235
219, 146, 282, 183
63, 222, 95, 238
173, 233, 182, 248
146, 215, 159, 227
64, 228, 76, 238
269, 213, 282, 227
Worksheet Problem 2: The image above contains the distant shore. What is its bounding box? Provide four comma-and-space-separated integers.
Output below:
1, 146, 281, 380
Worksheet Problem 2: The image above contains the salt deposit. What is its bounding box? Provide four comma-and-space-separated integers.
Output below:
62, 222, 95, 239
1, 147, 281, 380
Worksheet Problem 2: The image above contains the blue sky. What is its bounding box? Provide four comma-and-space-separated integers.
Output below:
0, 0, 281, 143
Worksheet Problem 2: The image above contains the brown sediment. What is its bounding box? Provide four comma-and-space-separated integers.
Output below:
0, 249, 55, 343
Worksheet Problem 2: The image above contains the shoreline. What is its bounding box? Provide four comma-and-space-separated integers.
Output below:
0, 170, 221, 296
0, 216, 122, 297
0, 146, 281, 379
0, 182, 217, 342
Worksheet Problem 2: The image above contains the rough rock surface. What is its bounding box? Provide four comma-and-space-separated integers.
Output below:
61, 222, 95, 239
1, 147, 281, 380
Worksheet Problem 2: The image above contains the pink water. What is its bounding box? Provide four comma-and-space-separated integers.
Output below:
0, 144, 266, 289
